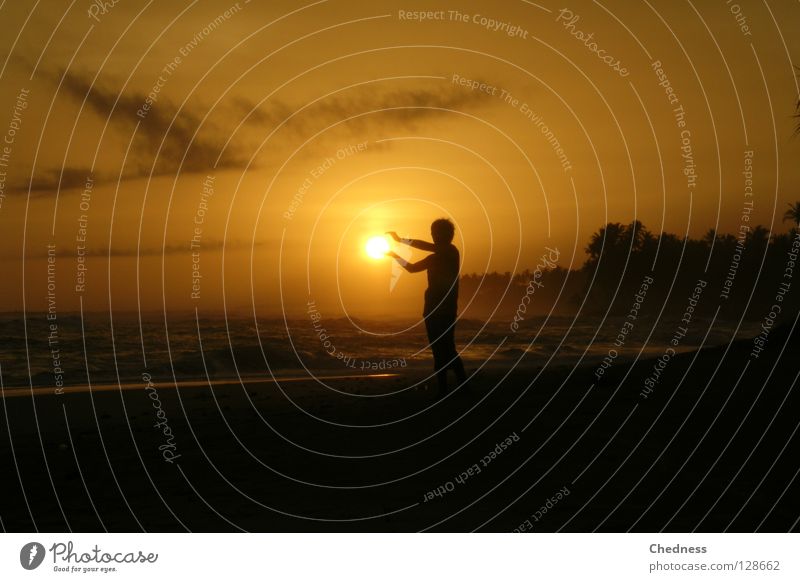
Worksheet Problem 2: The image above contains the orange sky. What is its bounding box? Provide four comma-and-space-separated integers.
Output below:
0, 0, 798, 316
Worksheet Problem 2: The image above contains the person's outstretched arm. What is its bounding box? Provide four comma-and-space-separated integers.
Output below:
386, 231, 436, 252
387, 252, 431, 273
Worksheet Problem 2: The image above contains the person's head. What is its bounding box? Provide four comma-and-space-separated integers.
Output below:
431, 218, 455, 244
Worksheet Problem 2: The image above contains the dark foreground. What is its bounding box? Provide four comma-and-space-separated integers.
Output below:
1, 325, 798, 532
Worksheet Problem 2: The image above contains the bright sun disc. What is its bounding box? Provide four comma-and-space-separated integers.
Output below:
365, 236, 390, 259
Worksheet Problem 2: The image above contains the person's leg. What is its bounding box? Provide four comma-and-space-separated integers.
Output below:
425, 315, 449, 394
442, 317, 467, 386
434, 362, 448, 394
451, 355, 467, 384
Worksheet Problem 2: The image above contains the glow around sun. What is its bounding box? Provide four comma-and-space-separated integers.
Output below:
365, 235, 390, 259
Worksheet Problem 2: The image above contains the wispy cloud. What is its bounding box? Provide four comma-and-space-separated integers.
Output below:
16, 70, 496, 195
25, 167, 94, 194
18, 238, 273, 259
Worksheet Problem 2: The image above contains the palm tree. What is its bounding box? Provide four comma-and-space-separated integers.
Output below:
783, 201, 800, 226
585, 223, 626, 260
626, 220, 651, 252
749, 225, 771, 248
702, 228, 718, 248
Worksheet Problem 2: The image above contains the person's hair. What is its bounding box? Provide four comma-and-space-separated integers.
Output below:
431, 218, 455, 244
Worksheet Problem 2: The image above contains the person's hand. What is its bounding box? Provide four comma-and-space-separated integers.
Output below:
386, 251, 399, 259
386, 231, 400, 242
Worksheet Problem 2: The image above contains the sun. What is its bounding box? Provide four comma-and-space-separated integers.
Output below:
365, 235, 390, 259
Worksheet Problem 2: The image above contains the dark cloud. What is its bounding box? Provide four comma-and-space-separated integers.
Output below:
58, 69, 238, 176
18, 239, 272, 260
24, 167, 95, 194
20, 69, 495, 193
106, 239, 274, 257
239, 84, 497, 131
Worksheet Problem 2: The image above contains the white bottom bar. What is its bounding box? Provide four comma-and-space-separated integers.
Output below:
1, 533, 796, 581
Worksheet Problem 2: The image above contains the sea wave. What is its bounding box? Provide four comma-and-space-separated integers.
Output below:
0, 313, 764, 388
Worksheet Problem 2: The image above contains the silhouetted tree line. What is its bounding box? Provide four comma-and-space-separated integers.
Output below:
579, 220, 799, 319
460, 216, 800, 322
459, 265, 578, 319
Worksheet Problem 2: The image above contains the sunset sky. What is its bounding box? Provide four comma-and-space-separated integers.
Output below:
0, 0, 798, 316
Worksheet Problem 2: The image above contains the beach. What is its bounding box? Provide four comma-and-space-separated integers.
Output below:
2, 322, 797, 532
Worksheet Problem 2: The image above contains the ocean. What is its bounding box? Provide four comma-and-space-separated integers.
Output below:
0, 312, 764, 389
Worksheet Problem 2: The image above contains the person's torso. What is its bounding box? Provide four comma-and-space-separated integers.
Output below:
424, 244, 459, 313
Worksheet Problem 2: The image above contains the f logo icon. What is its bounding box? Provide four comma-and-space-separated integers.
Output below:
19, 542, 45, 570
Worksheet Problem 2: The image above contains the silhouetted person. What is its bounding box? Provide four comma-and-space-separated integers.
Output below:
387, 219, 467, 397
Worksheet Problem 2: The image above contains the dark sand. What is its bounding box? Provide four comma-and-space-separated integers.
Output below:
1, 327, 798, 532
